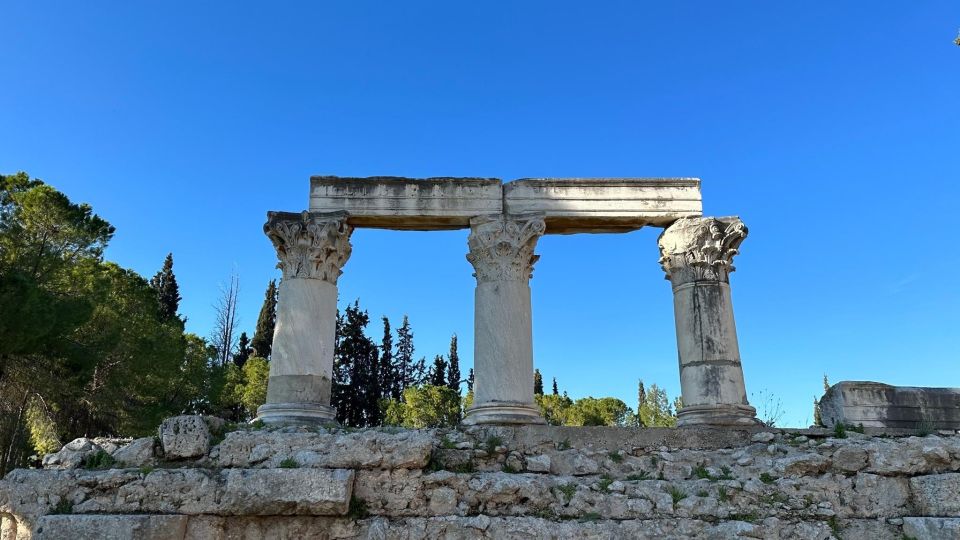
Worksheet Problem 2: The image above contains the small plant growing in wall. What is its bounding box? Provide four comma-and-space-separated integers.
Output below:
626, 470, 650, 481
667, 485, 687, 508
279, 458, 299, 469
82, 450, 115, 470
484, 435, 503, 454
759, 472, 777, 485
557, 483, 577, 504
596, 474, 614, 493
607, 451, 623, 463
833, 423, 847, 439
557, 439, 571, 451
348, 496, 369, 519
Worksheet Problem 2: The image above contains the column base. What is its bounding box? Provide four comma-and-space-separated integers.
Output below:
676, 403, 759, 427
462, 401, 546, 425
255, 402, 338, 426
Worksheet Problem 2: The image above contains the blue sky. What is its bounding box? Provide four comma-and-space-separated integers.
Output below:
2, 2, 958, 426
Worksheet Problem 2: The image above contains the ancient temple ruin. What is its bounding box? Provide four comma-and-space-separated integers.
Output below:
257, 177, 758, 427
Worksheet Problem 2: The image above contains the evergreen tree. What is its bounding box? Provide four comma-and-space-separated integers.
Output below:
813, 397, 823, 427
446, 334, 461, 392
429, 355, 448, 387
637, 380, 647, 427
149, 253, 181, 320
332, 301, 380, 427
822, 374, 830, 393
251, 280, 277, 359
394, 316, 416, 396
234, 332, 251, 368
467, 369, 475, 393
533, 369, 544, 395
552, 377, 559, 396
379, 317, 394, 400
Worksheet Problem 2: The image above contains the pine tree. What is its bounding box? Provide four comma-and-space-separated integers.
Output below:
394, 316, 416, 396
822, 374, 830, 393
234, 332, 251, 368
467, 369, 475, 393
446, 334, 461, 392
251, 280, 277, 359
149, 253, 181, 320
429, 355, 448, 387
379, 317, 394, 400
533, 369, 544, 395
813, 397, 823, 427
552, 377, 559, 396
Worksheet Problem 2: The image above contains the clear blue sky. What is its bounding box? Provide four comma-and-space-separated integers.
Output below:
2, 2, 958, 426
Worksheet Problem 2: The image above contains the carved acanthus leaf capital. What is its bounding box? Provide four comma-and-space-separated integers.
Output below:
467, 214, 546, 283
657, 217, 747, 284
265, 211, 353, 283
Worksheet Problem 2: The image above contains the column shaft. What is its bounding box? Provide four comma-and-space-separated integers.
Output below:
659, 217, 757, 426
257, 211, 352, 425
463, 214, 546, 425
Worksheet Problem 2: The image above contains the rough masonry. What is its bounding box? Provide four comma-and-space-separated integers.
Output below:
2, 416, 960, 539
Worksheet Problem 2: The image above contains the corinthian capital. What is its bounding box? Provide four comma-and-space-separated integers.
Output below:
265, 211, 353, 283
658, 216, 747, 285
467, 214, 546, 284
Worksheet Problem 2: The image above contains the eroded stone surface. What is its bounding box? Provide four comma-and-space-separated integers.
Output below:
820, 381, 960, 430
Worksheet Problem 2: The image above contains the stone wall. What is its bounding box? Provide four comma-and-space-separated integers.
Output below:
2, 416, 960, 539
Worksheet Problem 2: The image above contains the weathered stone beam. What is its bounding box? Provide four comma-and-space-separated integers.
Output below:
309, 176, 503, 230
819, 381, 960, 430
504, 178, 702, 233
308, 176, 702, 233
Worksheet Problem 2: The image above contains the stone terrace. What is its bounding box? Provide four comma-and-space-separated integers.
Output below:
2, 416, 960, 539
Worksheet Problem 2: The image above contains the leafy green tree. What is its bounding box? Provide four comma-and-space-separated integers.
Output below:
551, 377, 559, 396
534, 369, 544, 395
446, 334, 461, 393
637, 382, 677, 427
240, 356, 269, 418
428, 355, 447, 387
383, 385, 461, 428
250, 280, 277, 359
149, 253, 181, 320
535, 393, 573, 426
566, 397, 634, 427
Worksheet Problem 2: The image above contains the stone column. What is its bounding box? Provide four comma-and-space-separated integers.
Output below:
256, 211, 352, 425
462, 214, 547, 425
658, 217, 758, 426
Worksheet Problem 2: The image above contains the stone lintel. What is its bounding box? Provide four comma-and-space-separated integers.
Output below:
504, 178, 702, 234
308, 176, 702, 233
309, 176, 503, 230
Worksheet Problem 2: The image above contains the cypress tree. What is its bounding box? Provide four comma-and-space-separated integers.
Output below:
149, 253, 181, 320
551, 377, 559, 396
467, 369, 475, 393
533, 369, 544, 395
394, 316, 416, 396
429, 355, 447, 387
379, 317, 394, 400
446, 334, 461, 392
637, 380, 647, 427
234, 332, 251, 368
251, 280, 277, 359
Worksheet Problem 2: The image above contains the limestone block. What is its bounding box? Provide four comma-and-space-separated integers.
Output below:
41, 438, 104, 470
910, 473, 960, 516
819, 381, 960, 429
219, 469, 354, 516
309, 176, 502, 230
774, 453, 831, 476
158, 416, 211, 459
504, 178, 702, 233
831, 445, 868, 473
34, 514, 187, 540
111, 437, 157, 468
210, 430, 433, 469
902, 517, 960, 540
525, 454, 551, 473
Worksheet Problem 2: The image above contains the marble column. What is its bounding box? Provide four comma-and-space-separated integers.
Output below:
256, 211, 352, 425
462, 214, 547, 425
658, 216, 758, 426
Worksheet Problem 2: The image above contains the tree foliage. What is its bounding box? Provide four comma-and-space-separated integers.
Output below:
250, 280, 277, 359
149, 253, 181, 321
